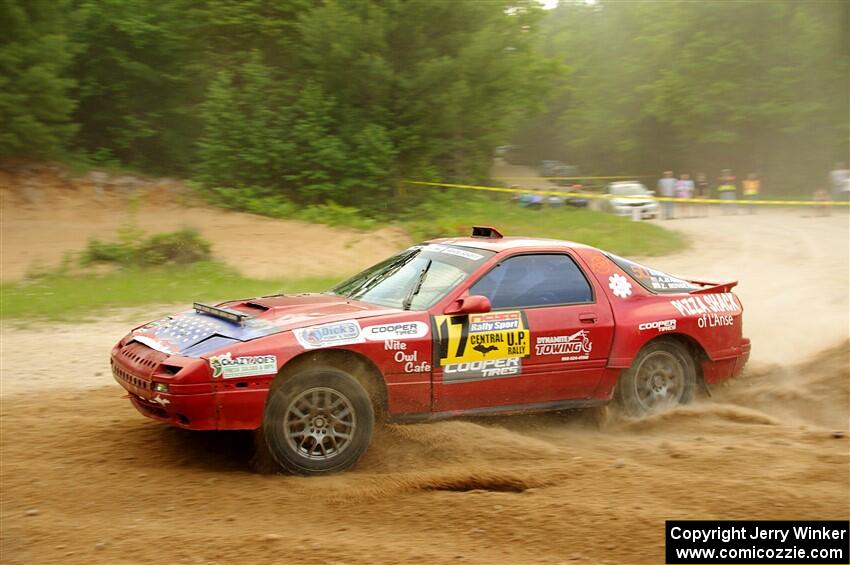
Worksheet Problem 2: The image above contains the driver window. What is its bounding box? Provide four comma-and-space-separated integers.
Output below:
469, 254, 592, 309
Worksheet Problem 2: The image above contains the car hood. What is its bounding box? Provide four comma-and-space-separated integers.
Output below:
128, 293, 399, 357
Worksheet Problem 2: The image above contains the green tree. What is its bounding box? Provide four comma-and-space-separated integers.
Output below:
71, 0, 197, 172
0, 0, 78, 158
196, 53, 292, 189
528, 0, 849, 192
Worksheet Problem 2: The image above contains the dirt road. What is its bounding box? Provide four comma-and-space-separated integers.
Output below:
2, 166, 849, 564
0, 168, 408, 281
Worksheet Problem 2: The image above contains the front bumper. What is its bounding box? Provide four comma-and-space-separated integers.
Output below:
111, 342, 219, 430
127, 391, 218, 430
111, 340, 268, 430
612, 204, 658, 218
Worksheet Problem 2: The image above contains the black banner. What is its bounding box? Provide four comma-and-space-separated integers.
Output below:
666, 520, 849, 564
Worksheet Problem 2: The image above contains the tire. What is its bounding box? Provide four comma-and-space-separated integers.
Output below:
614, 340, 695, 418
263, 367, 374, 475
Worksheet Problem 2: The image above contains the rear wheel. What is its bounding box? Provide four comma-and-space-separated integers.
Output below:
263, 367, 374, 475
615, 340, 695, 417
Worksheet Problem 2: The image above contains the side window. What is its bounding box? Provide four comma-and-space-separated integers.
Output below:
470, 254, 592, 309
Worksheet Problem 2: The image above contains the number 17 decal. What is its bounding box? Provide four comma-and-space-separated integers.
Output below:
433, 310, 530, 366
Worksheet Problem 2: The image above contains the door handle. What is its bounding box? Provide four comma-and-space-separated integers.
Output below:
578, 313, 598, 324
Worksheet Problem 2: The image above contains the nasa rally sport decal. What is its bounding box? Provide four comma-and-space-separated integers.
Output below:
433, 310, 530, 383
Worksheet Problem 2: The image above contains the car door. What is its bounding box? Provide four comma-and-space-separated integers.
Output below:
432, 252, 614, 413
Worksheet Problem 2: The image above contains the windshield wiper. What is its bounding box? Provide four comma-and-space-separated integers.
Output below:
341, 251, 418, 299
402, 259, 432, 311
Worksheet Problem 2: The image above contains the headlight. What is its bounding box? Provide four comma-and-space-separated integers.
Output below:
153, 382, 169, 393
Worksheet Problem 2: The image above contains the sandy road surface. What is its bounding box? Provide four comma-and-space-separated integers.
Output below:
2, 166, 849, 564
1, 348, 847, 565
645, 209, 849, 364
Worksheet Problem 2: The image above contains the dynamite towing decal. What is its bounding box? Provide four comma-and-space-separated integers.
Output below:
434, 310, 530, 382
535, 329, 593, 361
209, 353, 277, 379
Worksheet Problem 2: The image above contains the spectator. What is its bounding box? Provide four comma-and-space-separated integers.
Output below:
675, 173, 695, 218
657, 170, 676, 220
530, 188, 543, 209
829, 162, 849, 201
510, 185, 521, 205
717, 169, 737, 214
695, 172, 710, 217
741, 173, 761, 214
814, 188, 831, 217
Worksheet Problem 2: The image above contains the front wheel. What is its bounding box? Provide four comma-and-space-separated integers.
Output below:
263, 367, 374, 475
614, 340, 695, 417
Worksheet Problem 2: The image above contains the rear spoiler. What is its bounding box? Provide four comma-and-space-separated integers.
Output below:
686, 280, 738, 294
193, 302, 252, 324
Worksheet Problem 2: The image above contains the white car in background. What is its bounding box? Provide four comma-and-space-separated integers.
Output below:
603, 181, 659, 219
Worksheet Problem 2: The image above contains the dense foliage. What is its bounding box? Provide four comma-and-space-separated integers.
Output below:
0, 0, 79, 156
2, 0, 552, 215
513, 0, 849, 193
1, 0, 846, 208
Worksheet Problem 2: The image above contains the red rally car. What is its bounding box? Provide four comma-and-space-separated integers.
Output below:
112, 226, 750, 475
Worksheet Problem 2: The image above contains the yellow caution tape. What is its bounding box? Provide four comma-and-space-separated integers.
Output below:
405, 180, 850, 206
494, 175, 654, 181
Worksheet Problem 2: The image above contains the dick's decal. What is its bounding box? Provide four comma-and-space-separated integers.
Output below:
209, 353, 277, 379
294, 320, 364, 349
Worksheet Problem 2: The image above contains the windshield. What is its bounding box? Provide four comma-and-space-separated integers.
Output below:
331, 244, 495, 310
610, 183, 650, 196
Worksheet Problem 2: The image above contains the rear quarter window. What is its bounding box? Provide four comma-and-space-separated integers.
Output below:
608, 254, 696, 294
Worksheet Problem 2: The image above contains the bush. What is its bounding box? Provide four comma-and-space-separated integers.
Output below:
137, 229, 212, 265
298, 202, 379, 230
82, 227, 211, 267
202, 185, 379, 230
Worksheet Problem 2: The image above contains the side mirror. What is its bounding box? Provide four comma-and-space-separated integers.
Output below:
444, 294, 492, 315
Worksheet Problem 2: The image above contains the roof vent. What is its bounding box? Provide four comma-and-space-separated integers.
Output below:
471, 226, 504, 239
